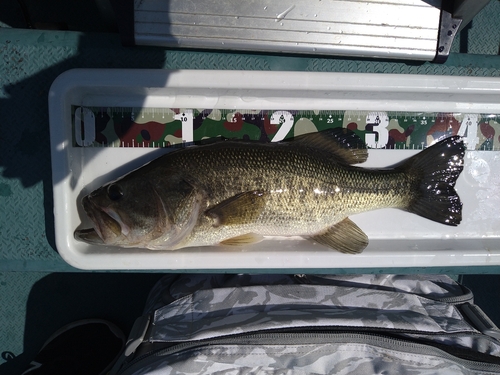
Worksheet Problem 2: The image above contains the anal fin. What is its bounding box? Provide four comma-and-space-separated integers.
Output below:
308, 218, 368, 254
220, 233, 263, 246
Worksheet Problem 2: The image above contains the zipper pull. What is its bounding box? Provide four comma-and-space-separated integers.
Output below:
294, 274, 311, 284
125, 315, 151, 356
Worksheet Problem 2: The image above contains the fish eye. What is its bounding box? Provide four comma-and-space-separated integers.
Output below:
107, 184, 124, 201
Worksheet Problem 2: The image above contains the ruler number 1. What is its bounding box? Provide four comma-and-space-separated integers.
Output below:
74, 107, 96, 146
175, 110, 194, 143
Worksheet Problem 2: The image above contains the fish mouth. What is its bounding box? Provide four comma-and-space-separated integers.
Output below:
74, 196, 126, 245
74, 227, 105, 244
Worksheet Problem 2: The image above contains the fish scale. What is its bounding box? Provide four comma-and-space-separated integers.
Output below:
140, 139, 414, 246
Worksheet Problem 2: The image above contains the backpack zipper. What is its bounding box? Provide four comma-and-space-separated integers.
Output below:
294, 274, 474, 305
117, 329, 500, 374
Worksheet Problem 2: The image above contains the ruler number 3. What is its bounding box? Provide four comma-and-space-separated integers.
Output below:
365, 112, 389, 148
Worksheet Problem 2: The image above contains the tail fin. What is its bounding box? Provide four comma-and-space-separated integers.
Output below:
401, 136, 465, 226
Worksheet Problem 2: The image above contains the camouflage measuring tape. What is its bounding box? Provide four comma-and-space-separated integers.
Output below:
72, 106, 500, 151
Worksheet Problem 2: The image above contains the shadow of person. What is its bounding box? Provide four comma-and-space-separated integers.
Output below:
0, 30, 168, 257
0, 272, 163, 374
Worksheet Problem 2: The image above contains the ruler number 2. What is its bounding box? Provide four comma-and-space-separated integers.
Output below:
271, 111, 295, 142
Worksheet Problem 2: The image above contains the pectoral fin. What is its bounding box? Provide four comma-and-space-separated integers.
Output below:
308, 218, 368, 254
205, 190, 267, 226
220, 233, 264, 246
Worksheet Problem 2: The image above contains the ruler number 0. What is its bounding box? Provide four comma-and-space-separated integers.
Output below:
74, 107, 96, 146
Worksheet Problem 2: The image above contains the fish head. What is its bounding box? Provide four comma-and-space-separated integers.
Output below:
75, 177, 173, 248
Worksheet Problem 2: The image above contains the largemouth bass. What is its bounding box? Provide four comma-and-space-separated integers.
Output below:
75, 129, 465, 254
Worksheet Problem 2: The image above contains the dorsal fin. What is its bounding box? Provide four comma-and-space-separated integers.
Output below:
292, 128, 368, 165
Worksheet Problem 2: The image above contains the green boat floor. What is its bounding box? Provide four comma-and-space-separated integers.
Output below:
0, 272, 163, 374
1, 22, 500, 274
1, 0, 500, 373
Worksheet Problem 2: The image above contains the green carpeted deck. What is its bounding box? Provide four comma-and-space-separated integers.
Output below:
1, 1, 500, 373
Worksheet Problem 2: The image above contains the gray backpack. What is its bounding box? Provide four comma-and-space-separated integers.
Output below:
112, 274, 500, 374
